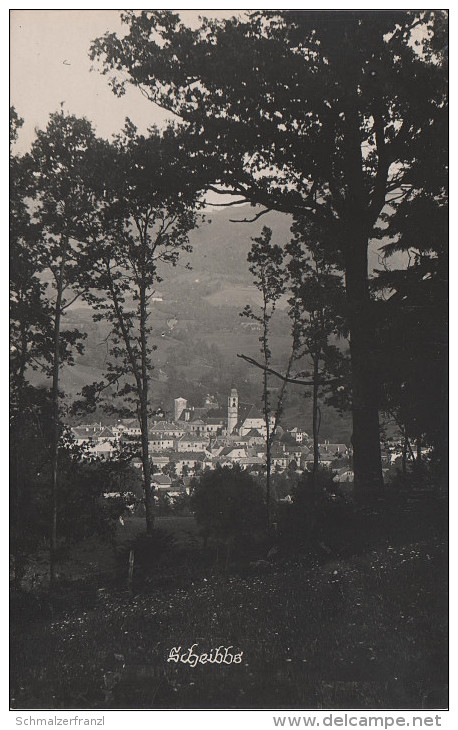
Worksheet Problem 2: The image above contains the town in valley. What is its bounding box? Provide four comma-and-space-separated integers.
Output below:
70, 387, 410, 502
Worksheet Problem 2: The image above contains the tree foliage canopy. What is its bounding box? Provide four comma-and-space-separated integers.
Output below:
91, 10, 447, 228
91, 10, 447, 496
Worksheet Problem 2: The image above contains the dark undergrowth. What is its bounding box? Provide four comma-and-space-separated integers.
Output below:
10, 490, 448, 710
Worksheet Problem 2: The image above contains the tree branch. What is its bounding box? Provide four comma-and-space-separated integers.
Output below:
237, 353, 342, 386
61, 291, 83, 312
229, 207, 272, 224
207, 185, 249, 199
205, 197, 248, 208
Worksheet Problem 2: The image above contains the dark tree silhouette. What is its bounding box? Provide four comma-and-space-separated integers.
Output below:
82, 121, 200, 534
241, 227, 298, 533
26, 110, 102, 584
91, 10, 447, 498
286, 225, 348, 480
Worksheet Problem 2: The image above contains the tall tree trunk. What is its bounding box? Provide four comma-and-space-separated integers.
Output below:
12, 322, 29, 588
139, 281, 154, 535
50, 240, 68, 586
261, 285, 272, 538
140, 394, 154, 535
340, 85, 384, 500
312, 356, 320, 484
266, 438, 272, 537
402, 435, 408, 477
344, 234, 383, 500
104, 257, 154, 531
416, 437, 422, 465
12, 414, 26, 589
262, 333, 273, 538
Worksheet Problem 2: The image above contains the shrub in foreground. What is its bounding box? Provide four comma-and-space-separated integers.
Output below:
277, 467, 354, 552
190, 465, 265, 556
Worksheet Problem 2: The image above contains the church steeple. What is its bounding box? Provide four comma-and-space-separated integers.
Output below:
227, 388, 238, 434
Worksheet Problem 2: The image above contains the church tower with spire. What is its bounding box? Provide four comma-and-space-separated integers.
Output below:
227, 388, 239, 435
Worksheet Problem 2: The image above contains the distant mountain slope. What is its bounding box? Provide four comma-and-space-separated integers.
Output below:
29, 205, 404, 441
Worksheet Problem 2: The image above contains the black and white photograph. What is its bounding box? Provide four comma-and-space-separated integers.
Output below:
10, 7, 448, 717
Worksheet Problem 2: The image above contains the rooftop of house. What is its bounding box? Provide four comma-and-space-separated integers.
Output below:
151, 473, 172, 486
234, 405, 273, 431
234, 434, 250, 443
99, 427, 117, 437
218, 446, 247, 458
244, 428, 264, 439
149, 421, 184, 432
178, 433, 208, 442
72, 426, 97, 439
191, 407, 209, 419
319, 443, 348, 453
285, 443, 310, 452
207, 439, 225, 450
241, 405, 264, 422
169, 451, 208, 462
72, 425, 117, 440
119, 432, 141, 442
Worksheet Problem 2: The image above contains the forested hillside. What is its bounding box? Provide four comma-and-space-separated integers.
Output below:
27, 204, 404, 442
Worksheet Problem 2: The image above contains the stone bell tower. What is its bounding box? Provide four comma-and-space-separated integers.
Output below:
227, 388, 238, 435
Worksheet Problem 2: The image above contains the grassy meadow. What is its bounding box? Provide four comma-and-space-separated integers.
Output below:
11, 494, 447, 710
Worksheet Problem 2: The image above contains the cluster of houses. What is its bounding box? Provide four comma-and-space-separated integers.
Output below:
69, 389, 353, 495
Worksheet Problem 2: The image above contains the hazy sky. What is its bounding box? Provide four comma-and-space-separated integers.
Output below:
10, 9, 238, 153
